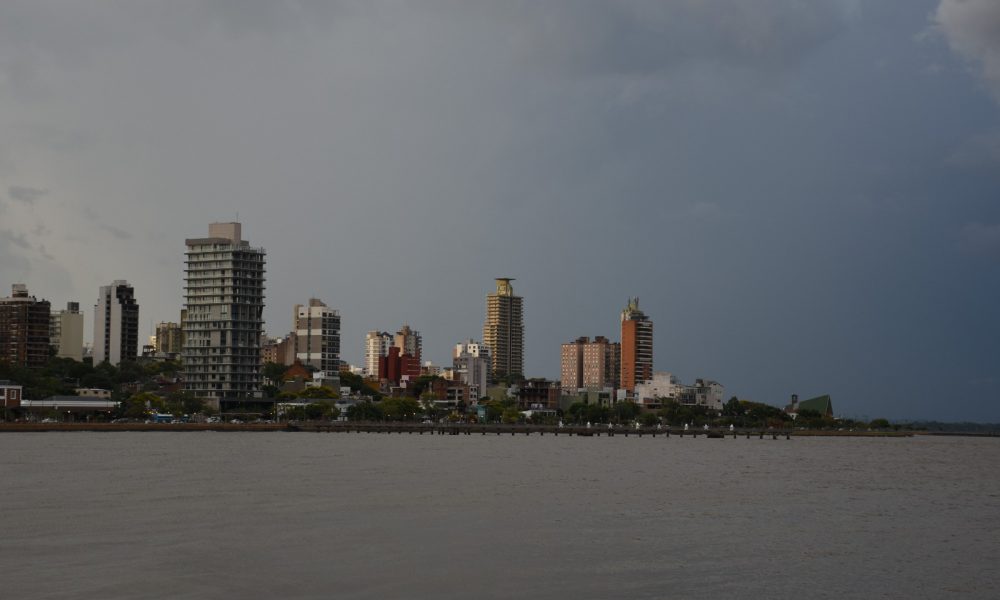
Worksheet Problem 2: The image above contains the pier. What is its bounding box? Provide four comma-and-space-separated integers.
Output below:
286, 422, 798, 439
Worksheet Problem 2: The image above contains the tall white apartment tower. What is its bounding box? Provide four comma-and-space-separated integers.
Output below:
294, 298, 341, 372
183, 222, 266, 403
93, 281, 139, 366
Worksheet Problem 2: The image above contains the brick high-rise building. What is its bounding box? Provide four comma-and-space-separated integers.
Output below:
483, 278, 523, 383
183, 222, 266, 404
0, 284, 51, 368
93, 280, 139, 366
561, 336, 620, 391
293, 298, 341, 372
620, 297, 653, 393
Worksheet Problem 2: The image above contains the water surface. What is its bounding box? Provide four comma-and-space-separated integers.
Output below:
1, 433, 997, 599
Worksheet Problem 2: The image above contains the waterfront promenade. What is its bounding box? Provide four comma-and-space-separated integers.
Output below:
0, 421, 917, 437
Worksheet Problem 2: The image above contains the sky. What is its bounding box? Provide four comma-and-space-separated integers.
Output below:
1, 0, 998, 422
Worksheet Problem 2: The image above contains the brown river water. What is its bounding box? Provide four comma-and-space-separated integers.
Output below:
1, 433, 997, 599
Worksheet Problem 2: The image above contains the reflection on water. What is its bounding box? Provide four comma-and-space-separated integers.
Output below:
1, 433, 998, 599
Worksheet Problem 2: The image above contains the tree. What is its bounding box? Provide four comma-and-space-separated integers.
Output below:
165, 391, 205, 415
613, 401, 640, 423
639, 412, 659, 427
304, 401, 340, 420
262, 362, 287, 385
501, 407, 521, 424
379, 397, 421, 421
484, 401, 505, 423
122, 392, 161, 419
723, 397, 742, 417
298, 386, 339, 400
346, 401, 381, 421
869, 418, 891, 430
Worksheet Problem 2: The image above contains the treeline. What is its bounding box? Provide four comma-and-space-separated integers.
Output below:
0, 357, 181, 401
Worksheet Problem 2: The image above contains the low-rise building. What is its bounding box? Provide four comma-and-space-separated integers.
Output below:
75, 388, 113, 399
785, 394, 833, 418
2, 380, 23, 411
514, 379, 560, 410
633, 372, 725, 410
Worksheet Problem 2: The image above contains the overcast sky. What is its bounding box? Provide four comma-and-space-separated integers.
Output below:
1, 1, 998, 421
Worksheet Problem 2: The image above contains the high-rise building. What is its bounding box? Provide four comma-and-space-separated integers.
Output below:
378, 346, 421, 385
364, 330, 393, 377
155, 322, 184, 355
183, 222, 266, 403
393, 324, 421, 363
620, 297, 653, 392
94, 280, 139, 366
453, 339, 491, 399
50, 302, 84, 361
483, 278, 524, 383
560, 336, 620, 391
293, 298, 341, 372
0, 284, 51, 368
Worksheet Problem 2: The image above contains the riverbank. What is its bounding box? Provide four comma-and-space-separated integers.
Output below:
0, 422, 925, 436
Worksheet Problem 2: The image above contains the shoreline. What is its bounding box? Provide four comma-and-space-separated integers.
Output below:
0, 422, 933, 437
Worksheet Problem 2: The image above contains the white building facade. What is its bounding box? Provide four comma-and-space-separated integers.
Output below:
93, 281, 139, 366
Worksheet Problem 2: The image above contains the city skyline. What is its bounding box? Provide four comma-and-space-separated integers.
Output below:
1, 2, 998, 421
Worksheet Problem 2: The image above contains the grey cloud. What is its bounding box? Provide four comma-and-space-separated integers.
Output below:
101, 224, 133, 240
1, 229, 32, 250
946, 131, 1000, 167
507, 0, 857, 77
960, 222, 1000, 255
8, 185, 47, 204
0, 231, 31, 277
935, 0, 1000, 101
76, 205, 132, 239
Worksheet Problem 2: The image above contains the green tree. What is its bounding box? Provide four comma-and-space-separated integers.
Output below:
379, 397, 421, 421
262, 362, 287, 385
501, 407, 521, 424
723, 397, 742, 417
298, 386, 339, 399
869, 418, 891, 430
346, 401, 381, 421
613, 401, 640, 423
484, 401, 505, 423
304, 401, 340, 420
639, 412, 659, 427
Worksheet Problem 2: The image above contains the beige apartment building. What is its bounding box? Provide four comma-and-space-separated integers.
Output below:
483, 278, 524, 383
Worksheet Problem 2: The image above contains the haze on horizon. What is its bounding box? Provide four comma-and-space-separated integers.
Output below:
0, 1, 998, 422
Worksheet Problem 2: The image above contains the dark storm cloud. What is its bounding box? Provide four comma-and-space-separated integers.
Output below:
502, 0, 856, 76
960, 222, 1000, 256
0, 1, 997, 421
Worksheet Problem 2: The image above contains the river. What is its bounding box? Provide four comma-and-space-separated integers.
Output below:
1, 433, 997, 599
